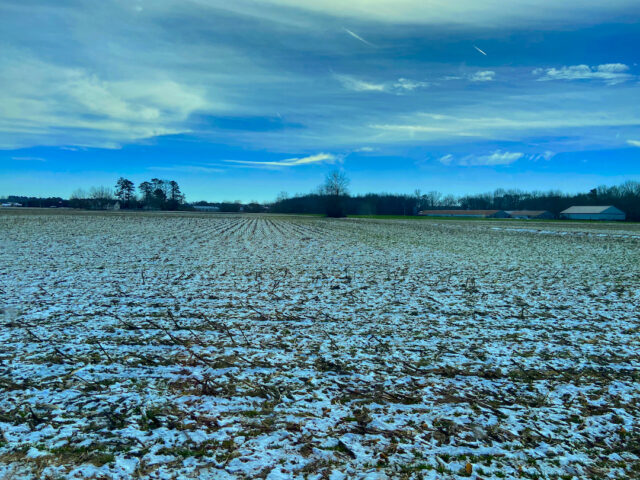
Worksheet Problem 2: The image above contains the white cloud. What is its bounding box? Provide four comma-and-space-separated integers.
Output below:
438, 151, 523, 166
336, 75, 429, 94
438, 154, 454, 165
1, 0, 639, 156
440, 150, 557, 166
0, 51, 216, 149
461, 150, 523, 166
469, 71, 495, 82
394, 78, 430, 91
627, 140, 640, 147
335, 75, 387, 92
534, 63, 633, 85
538, 150, 555, 160
224, 153, 339, 168
260, 0, 639, 26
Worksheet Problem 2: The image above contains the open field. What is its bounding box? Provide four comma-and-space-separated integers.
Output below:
1, 211, 639, 479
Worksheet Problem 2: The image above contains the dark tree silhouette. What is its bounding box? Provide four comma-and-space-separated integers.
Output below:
269, 180, 640, 220
115, 177, 135, 207
139, 181, 153, 204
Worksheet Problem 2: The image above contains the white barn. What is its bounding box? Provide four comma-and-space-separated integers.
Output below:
193, 205, 220, 212
560, 206, 626, 221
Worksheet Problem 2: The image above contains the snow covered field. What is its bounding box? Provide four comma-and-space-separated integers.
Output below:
1, 211, 639, 479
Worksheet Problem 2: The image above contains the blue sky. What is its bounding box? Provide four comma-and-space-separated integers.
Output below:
1, 0, 639, 202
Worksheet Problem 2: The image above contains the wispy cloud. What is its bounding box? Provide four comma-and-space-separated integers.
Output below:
335, 75, 429, 93
0, 49, 215, 149
354, 146, 376, 152
533, 63, 633, 85
627, 139, 640, 147
438, 154, 454, 165
1, 0, 639, 161
439, 150, 524, 166
263, 0, 639, 26
368, 103, 640, 146
335, 75, 387, 92
394, 78, 430, 91
343, 28, 376, 47
224, 153, 339, 168
533, 150, 556, 161
469, 71, 496, 82
11, 156, 46, 162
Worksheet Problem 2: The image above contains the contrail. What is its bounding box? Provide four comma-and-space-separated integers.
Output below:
473, 45, 487, 56
344, 28, 375, 47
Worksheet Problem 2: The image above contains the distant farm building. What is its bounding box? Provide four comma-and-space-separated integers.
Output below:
560, 206, 626, 221
419, 210, 509, 218
506, 210, 554, 220
193, 205, 220, 212
1, 202, 22, 207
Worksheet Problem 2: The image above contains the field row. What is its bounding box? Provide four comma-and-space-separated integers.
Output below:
1, 213, 638, 479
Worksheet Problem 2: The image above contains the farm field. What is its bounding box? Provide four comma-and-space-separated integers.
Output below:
0, 211, 639, 479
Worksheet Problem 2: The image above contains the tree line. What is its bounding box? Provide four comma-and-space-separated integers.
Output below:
3, 172, 639, 220
66, 178, 186, 210
270, 175, 640, 220
192, 201, 267, 213
0, 178, 186, 210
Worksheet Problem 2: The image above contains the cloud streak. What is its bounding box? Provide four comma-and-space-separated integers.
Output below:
473, 45, 487, 56
224, 153, 339, 168
343, 28, 376, 47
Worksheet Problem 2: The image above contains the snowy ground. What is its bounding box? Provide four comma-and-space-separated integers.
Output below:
1, 211, 639, 479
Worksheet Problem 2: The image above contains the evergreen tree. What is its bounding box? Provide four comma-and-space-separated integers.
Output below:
115, 177, 135, 207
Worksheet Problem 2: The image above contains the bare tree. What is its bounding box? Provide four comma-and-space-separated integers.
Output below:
321, 170, 350, 217
322, 170, 350, 196
69, 188, 88, 209
89, 186, 114, 210
441, 194, 458, 207
413, 189, 426, 212
425, 191, 442, 208
70, 188, 87, 200
276, 191, 290, 203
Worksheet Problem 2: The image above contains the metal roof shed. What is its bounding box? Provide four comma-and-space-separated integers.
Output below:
418, 210, 509, 218
506, 210, 555, 219
560, 206, 626, 221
